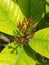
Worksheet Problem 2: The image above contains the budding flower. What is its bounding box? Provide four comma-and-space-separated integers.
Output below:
14, 16, 37, 46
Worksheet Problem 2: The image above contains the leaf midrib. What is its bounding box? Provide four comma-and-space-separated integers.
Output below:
33, 37, 49, 42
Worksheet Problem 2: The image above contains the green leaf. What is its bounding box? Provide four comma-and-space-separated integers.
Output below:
37, 13, 49, 30
12, 0, 16, 3
0, 0, 24, 35
46, 0, 49, 3
17, 0, 44, 21
46, 4, 49, 13
0, 42, 38, 65
29, 28, 49, 58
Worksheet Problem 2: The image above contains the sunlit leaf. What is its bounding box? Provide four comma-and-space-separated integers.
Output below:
0, 0, 24, 35
0, 42, 38, 65
29, 28, 49, 58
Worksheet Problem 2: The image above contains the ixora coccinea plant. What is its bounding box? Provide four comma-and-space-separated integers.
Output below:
0, 0, 49, 65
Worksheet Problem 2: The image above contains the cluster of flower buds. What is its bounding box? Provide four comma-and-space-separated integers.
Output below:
14, 16, 37, 45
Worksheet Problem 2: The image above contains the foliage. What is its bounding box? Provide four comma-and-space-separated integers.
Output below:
0, 0, 49, 65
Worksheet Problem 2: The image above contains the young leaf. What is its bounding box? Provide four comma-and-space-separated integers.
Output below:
0, 42, 38, 65
0, 0, 24, 35
29, 28, 49, 58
